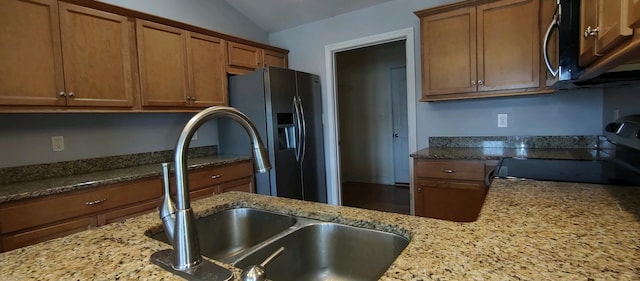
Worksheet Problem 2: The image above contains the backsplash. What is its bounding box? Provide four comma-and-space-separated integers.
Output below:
0, 146, 217, 185
429, 136, 612, 149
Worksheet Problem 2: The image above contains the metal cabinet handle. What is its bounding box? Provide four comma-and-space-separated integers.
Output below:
59, 91, 66, 97
68, 92, 75, 97
471, 80, 476, 85
417, 187, 422, 192
211, 174, 223, 179
477, 80, 483, 85
441, 169, 456, 173
584, 26, 599, 38
85, 198, 107, 206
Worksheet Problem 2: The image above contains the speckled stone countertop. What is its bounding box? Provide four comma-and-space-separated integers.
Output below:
0, 154, 251, 204
411, 135, 614, 160
410, 147, 612, 160
2, 179, 639, 280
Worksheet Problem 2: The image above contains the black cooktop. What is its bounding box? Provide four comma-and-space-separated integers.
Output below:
495, 115, 640, 186
495, 157, 640, 186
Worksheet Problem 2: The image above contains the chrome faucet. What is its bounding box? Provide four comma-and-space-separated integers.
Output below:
159, 106, 271, 271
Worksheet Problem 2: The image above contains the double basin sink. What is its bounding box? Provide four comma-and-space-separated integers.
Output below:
149, 208, 410, 281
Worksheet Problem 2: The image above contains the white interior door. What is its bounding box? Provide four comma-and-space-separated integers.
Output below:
391, 67, 409, 184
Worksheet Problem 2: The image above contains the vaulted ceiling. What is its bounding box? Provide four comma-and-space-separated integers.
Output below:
223, 0, 395, 33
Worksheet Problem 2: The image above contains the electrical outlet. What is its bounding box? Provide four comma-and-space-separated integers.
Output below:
498, 114, 508, 128
51, 136, 64, 151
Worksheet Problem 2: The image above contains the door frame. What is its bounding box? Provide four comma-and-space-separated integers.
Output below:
323, 28, 417, 214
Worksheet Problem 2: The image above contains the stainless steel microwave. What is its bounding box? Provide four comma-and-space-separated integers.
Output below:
543, 0, 583, 89
543, 0, 640, 89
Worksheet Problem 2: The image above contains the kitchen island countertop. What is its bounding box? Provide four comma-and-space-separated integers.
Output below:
1, 178, 639, 280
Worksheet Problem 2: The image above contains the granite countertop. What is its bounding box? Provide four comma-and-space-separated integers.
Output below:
410, 147, 613, 161
0, 154, 251, 204
1, 179, 639, 280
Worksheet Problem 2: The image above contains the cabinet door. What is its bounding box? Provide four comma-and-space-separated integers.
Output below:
421, 7, 477, 97
630, 0, 640, 28
477, 0, 540, 92
0, 0, 65, 106
263, 50, 288, 68
137, 20, 189, 107
227, 41, 262, 74
580, 0, 599, 67
1, 216, 96, 252
597, 0, 633, 54
188, 33, 227, 107
414, 180, 485, 222
219, 177, 253, 194
58, 3, 135, 107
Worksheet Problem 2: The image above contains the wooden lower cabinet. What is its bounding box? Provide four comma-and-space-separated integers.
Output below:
185, 160, 254, 199
0, 160, 254, 252
413, 159, 493, 222
0, 177, 162, 252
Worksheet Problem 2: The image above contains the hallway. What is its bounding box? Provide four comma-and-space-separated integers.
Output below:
341, 182, 410, 215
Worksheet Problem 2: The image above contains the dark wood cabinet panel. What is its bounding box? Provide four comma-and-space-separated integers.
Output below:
413, 159, 491, 222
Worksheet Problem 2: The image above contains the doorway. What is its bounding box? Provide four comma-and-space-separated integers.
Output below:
335, 42, 409, 213
335, 41, 407, 182
323, 28, 417, 214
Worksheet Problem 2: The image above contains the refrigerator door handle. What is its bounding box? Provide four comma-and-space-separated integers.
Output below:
297, 96, 307, 164
292, 96, 301, 162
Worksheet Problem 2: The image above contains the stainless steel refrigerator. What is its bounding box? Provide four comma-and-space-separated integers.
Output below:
218, 67, 327, 203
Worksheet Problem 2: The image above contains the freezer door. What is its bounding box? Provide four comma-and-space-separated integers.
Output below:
296, 71, 327, 203
220, 69, 273, 195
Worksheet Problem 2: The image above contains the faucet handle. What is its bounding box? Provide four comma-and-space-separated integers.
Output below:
159, 163, 177, 241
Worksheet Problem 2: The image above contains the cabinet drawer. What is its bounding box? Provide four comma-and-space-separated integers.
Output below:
0, 178, 161, 233
415, 160, 484, 181
1, 216, 96, 252
219, 177, 253, 193
99, 199, 159, 225
188, 161, 253, 190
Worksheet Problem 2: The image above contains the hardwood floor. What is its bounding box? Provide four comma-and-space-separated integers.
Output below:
341, 182, 410, 215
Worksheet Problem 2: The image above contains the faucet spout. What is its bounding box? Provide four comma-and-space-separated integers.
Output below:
162, 106, 271, 271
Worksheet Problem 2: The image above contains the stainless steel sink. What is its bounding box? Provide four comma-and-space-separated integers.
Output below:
149, 207, 410, 281
233, 223, 410, 281
149, 208, 297, 262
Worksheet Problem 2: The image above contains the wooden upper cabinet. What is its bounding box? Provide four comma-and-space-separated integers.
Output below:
137, 20, 228, 108
263, 49, 289, 68
227, 41, 263, 73
0, 0, 64, 106
136, 20, 189, 107
416, 0, 542, 101
421, 7, 477, 96
580, 0, 634, 67
630, 0, 640, 28
58, 3, 135, 107
227, 41, 289, 74
0, 0, 135, 108
188, 33, 227, 107
477, 0, 540, 92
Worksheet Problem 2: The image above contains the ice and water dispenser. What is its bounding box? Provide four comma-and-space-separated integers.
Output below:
277, 113, 296, 150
